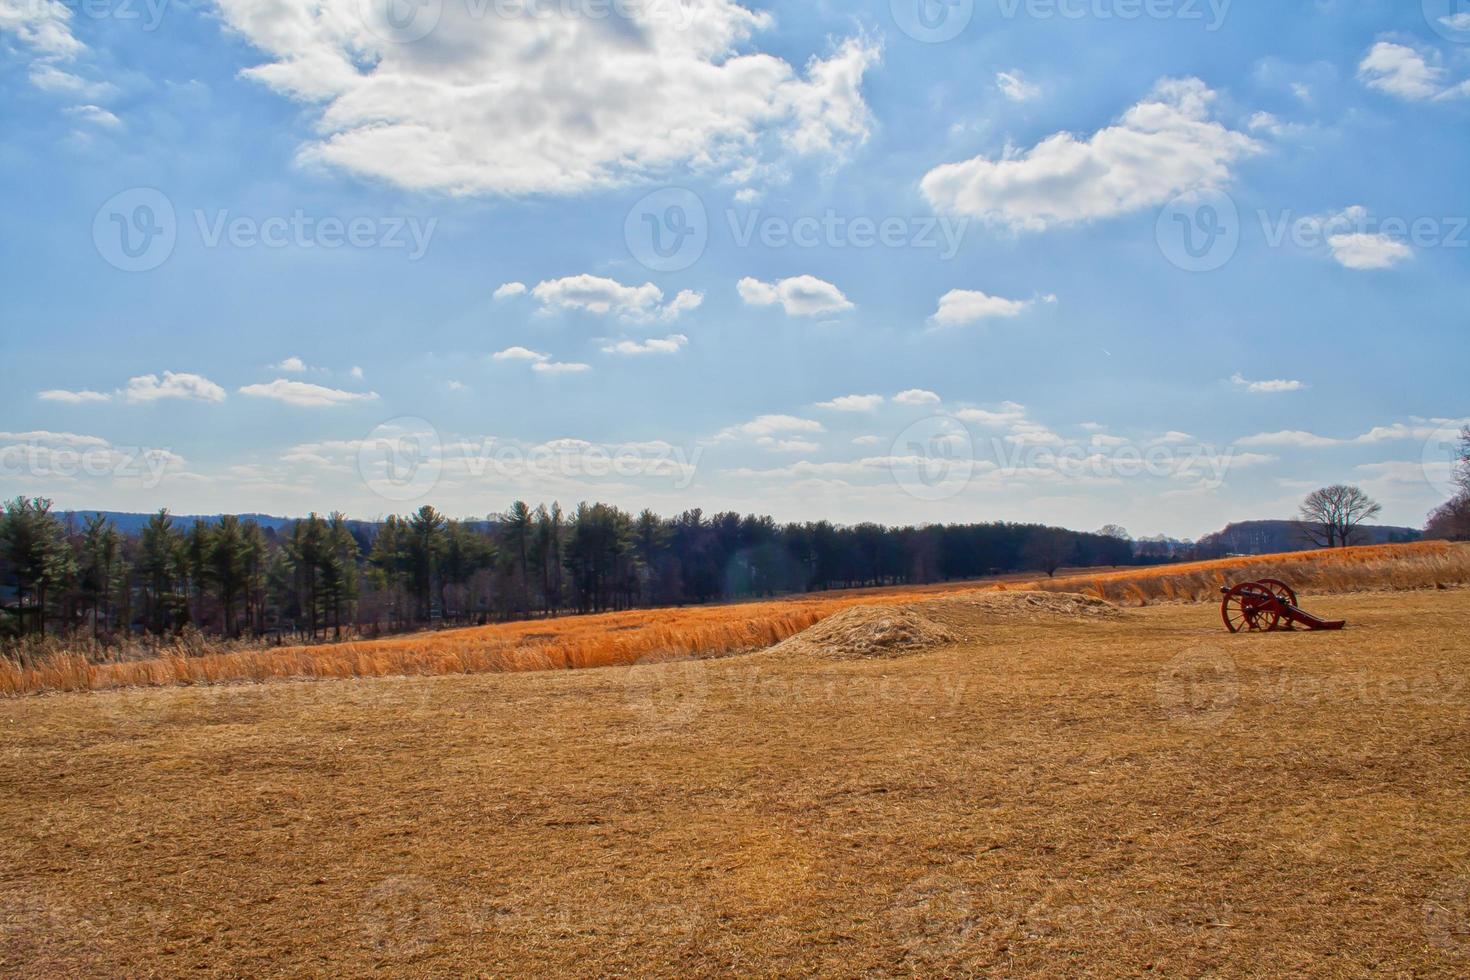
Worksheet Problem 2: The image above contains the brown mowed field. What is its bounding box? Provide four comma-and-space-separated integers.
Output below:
3, 584, 1469, 977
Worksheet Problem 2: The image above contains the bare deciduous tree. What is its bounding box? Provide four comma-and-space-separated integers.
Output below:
1297, 485, 1382, 549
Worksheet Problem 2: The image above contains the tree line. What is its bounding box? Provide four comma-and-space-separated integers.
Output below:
0, 497, 1144, 644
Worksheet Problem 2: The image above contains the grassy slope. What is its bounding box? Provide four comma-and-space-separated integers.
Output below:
1, 589, 1466, 975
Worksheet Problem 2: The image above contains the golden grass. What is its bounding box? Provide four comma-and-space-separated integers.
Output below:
4, 541, 1467, 697
1, 589, 1466, 974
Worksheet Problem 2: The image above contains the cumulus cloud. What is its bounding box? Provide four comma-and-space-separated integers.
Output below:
275, 356, 308, 373
954, 402, 1028, 427
716, 414, 825, 448
210, 0, 879, 195
1357, 42, 1466, 101
996, 70, 1040, 102
1236, 430, 1341, 448
493, 346, 548, 363
1327, 232, 1413, 270
894, 389, 941, 406
931, 289, 1047, 327
816, 394, 883, 412
38, 388, 111, 403
531, 275, 702, 323
124, 371, 227, 404
1230, 373, 1305, 394
493, 282, 527, 300
601, 334, 689, 356
238, 379, 378, 407
737, 275, 853, 316
531, 361, 592, 375
920, 78, 1260, 231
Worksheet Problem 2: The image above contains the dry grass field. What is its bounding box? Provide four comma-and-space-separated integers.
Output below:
2, 574, 1468, 976
5, 540, 1467, 696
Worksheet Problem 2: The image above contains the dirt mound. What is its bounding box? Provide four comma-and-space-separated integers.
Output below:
929, 590, 1125, 622
772, 606, 958, 660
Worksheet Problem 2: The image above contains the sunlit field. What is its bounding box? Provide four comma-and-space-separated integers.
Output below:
5, 540, 1465, 696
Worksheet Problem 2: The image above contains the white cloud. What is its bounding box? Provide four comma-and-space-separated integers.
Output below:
349, 366, 364, 379
27, 64, 114, 99
64, 104, 120, 128
493, 281, 527, 300
816, 394, 883, 412
124, 371, 227, 404
493, 346, 549, 363
1236, 430, 1342, 448
852, 435, 884, 446
601, 334, 689, 356
1357, 42, 1458, 101
996, 70, 1040, 102
445, 380, 468, 391
1230, 373, 1305, 394
210, 1, 879, 195
238, 379, 378, 407
737, 275, 853, 316
920, 78, 1260, 231
894, 389, 941, 406
931, 289, 1044, 327
38, 388, 111, 403
531, 275, 702, 323
717, 414, 825, 443
954, 402, 1027, 426
530, 361, 591, 375
1327, 232, 1413, 270
275, 356, 308, 373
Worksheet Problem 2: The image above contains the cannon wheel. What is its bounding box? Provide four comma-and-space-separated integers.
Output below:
1221, 582, 1280, 633
1255, 579, 1298, 629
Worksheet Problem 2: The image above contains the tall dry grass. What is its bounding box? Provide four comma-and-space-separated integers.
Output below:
4, 541, 1466, 697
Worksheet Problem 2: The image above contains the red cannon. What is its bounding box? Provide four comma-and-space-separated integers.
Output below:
1219, 579, 1346, 633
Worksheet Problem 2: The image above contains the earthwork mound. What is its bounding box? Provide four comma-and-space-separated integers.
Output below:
770, 590, 1125, 660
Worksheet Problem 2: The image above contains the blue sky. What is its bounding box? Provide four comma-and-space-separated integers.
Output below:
2, 0, 1467, 538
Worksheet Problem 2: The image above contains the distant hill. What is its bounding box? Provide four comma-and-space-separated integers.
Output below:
59, 511, 297, 535
1196, 519, 1421, 557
